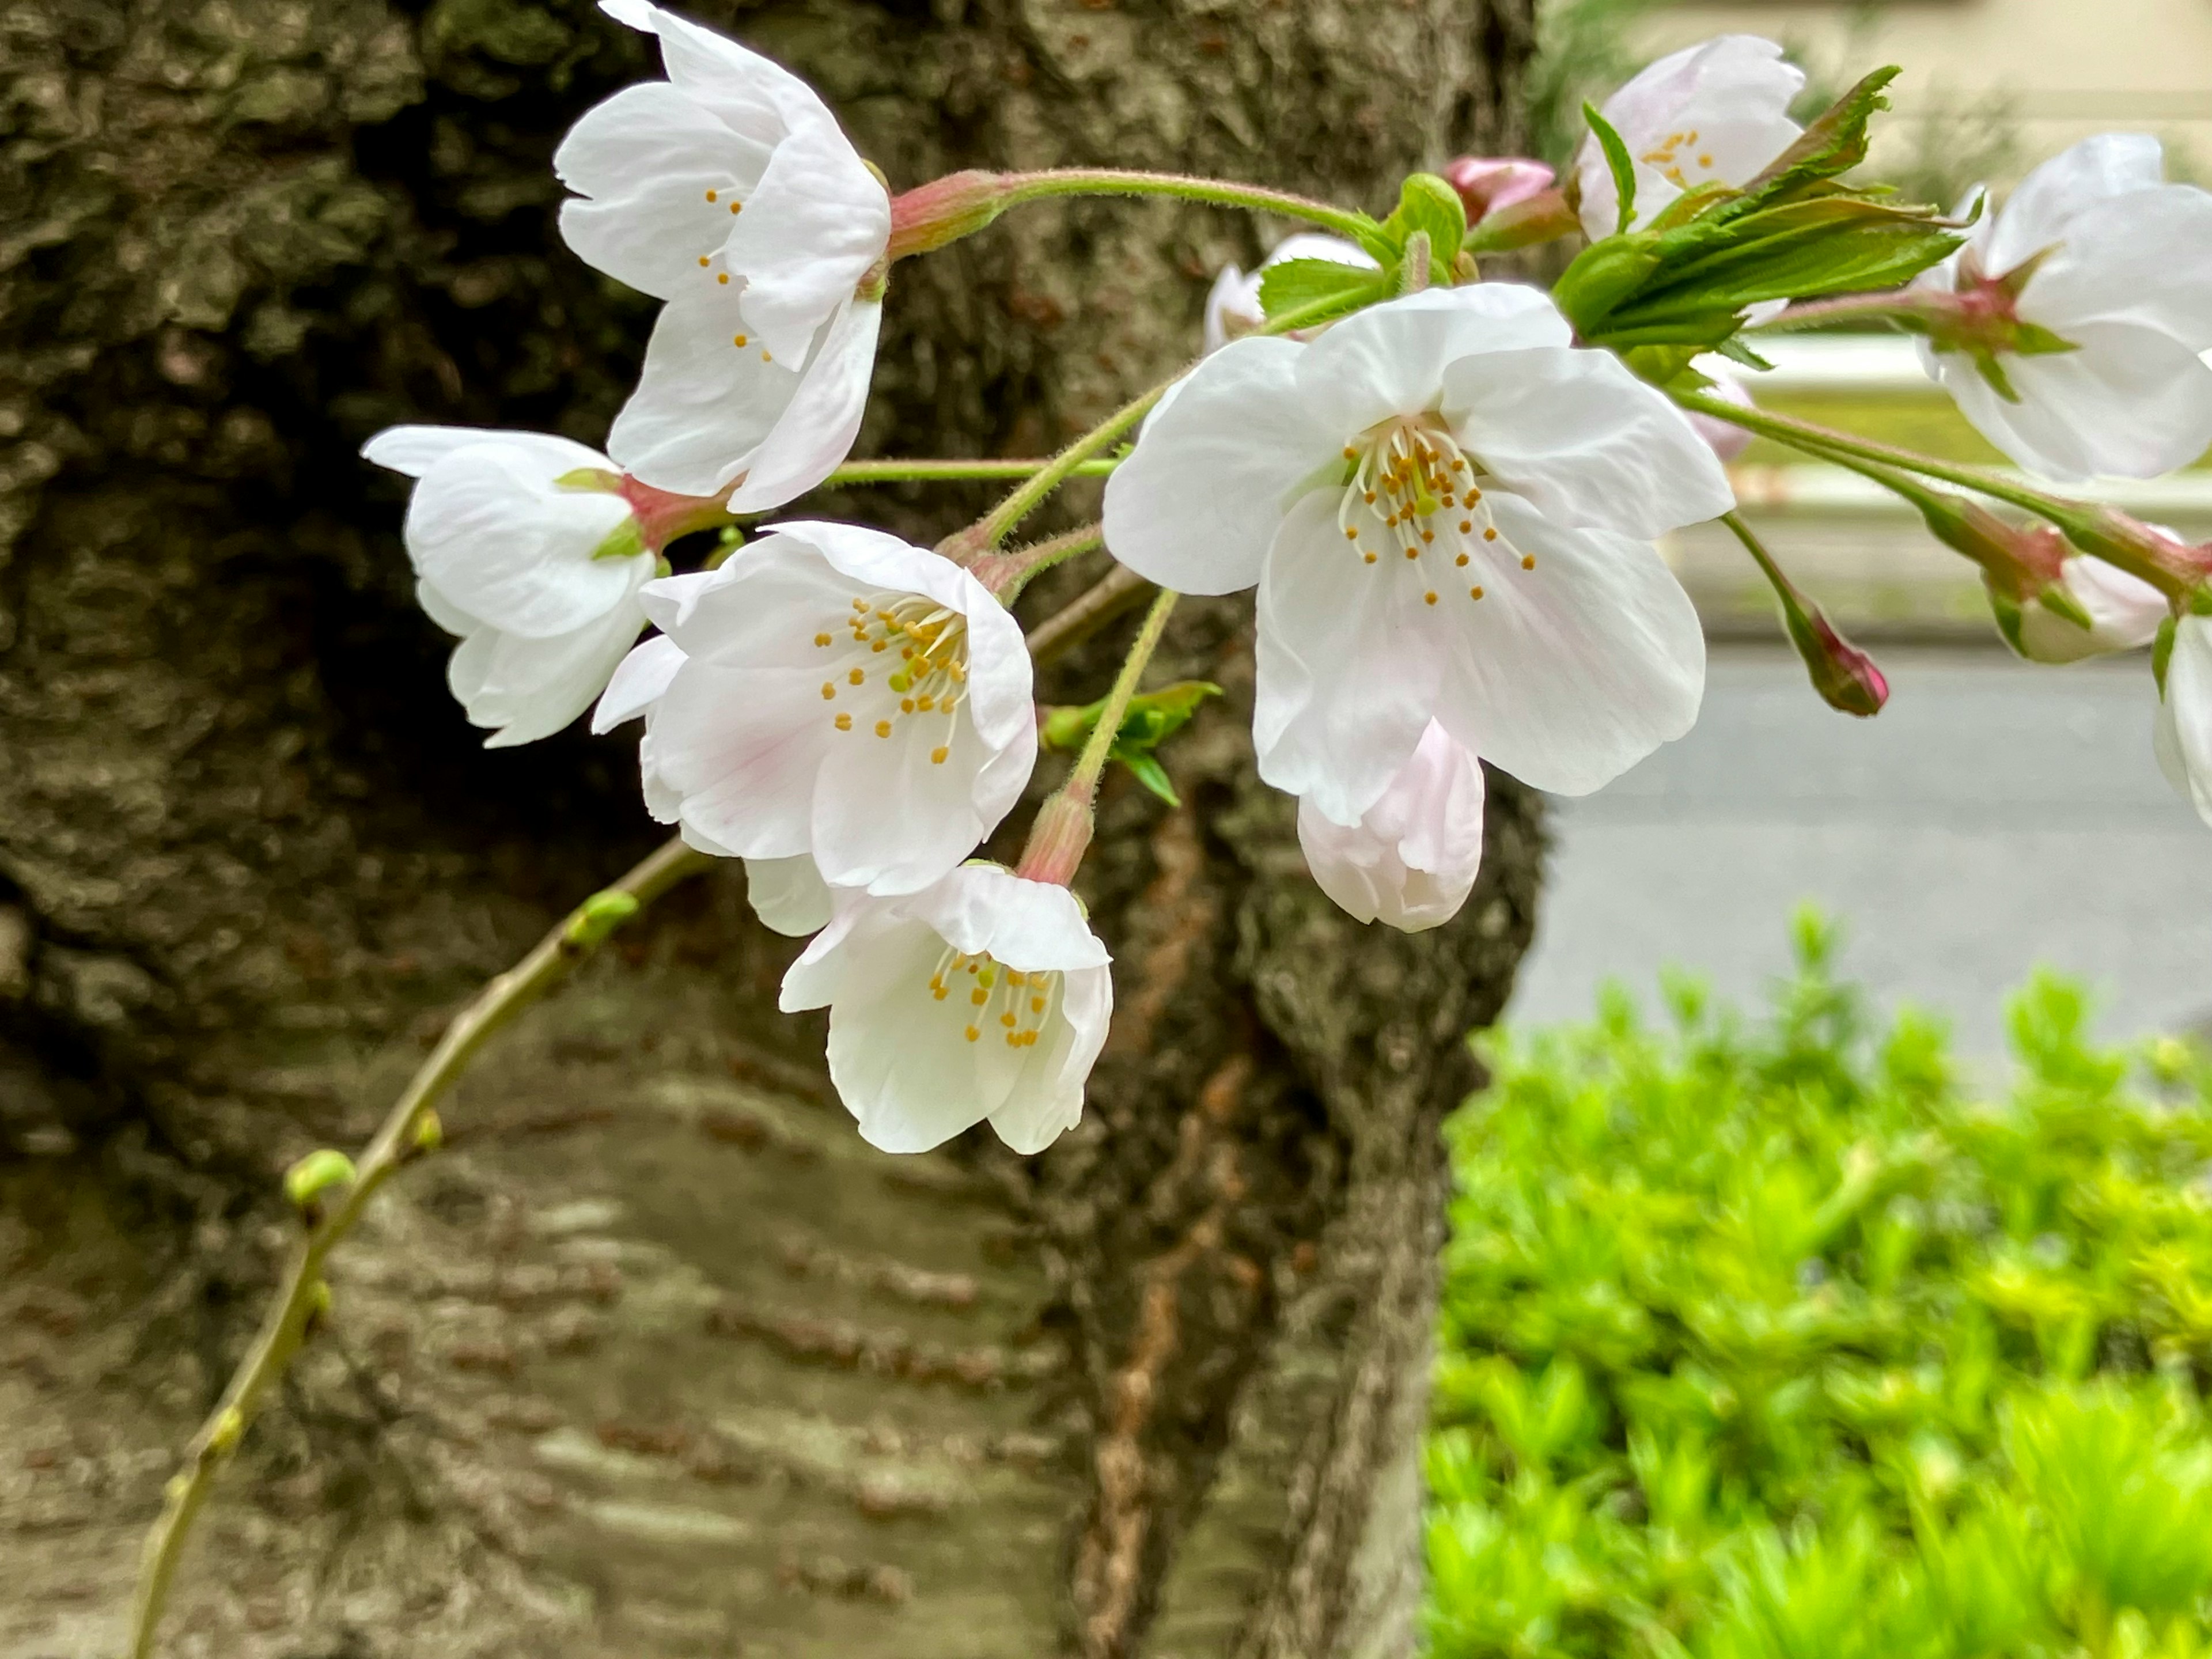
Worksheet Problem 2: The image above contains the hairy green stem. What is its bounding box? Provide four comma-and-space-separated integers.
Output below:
967, 523, 1104, 603
1069, 587, 1180, 796
999, 168, 1376, 243
825, 456, 1119, 486
126, 837, 710, 1659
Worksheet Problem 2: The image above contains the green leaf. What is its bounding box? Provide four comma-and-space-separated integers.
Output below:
1257, 257, 1387, 325
1714, 335, 1776, 372
1584, 101, 1639, 236
1118, 751, 1180, 806
1391, 172, 1469, 260
1733, 66, 1902, 210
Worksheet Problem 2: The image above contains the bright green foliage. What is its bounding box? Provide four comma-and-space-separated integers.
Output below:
1426, 912, 2212, 1659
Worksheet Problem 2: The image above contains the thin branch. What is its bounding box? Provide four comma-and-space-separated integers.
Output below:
127, 836, 710, 1659
825, 456, 1118, 486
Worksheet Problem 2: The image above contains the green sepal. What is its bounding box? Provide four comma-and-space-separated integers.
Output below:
1119, 752, 1180, 808
563, 889, 641, 949
1258, 257, 1389, 326
554, 466, 623, 493
1984, 580, 2030, 656
2154, 613, 2179, 695
1552, 233, 1666, 338
592, 519, 647, 562
284, 1148, 358, 1210
1713, 335, 1776, 372
1583, 101, 1639, 236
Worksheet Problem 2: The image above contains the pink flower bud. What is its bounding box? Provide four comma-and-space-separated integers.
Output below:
1442, 156, 1555, 220
887, 170, 1013, 260
1685, 372, 1756, 464
1790, 607, 1889, 717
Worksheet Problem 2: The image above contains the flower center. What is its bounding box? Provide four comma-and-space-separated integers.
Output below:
927, 949, 1060, 1048
1336, 418, 1535, 607
815, 593, 968, 761
1638, 128, 1717, 194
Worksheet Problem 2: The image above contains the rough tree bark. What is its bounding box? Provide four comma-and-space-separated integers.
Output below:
0, 1, 1543, 1654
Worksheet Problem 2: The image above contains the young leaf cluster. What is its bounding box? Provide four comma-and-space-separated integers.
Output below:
1427, 914, 2212, 1659
1556, 70, 1965, 357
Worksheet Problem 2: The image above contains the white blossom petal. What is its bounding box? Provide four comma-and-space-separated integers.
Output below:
726, 298, 881, 512
1297, 720, 1486, 932
744, 854, 835, 937
1293, 283, 1570, 438
722, 118, 891, 361
1936, 319, 2212, 483
1429, 492, 1705, 796
448, 569, 651, 749
1103, 337, 1343, 596
593, 631, 688, 730
2158, 614, 2212, 827
1574, 35, 1805, 239
1440, 344, 1734, 539
1253, 493, 1444, 822
364, 425, 612, 480
1982, 132, 2166, 277
403, 443, 641, 638
555, 82, 773, 301
608, 279, 803, 495
2010, 556, 2169, 664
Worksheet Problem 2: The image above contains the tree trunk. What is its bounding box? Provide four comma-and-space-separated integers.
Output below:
0, 1, 1542, 1654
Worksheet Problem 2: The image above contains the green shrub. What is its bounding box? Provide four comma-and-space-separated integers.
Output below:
1426, 911, 2212, 1659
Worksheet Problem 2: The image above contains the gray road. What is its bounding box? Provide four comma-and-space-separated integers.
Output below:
1506, 645, 2212, 1054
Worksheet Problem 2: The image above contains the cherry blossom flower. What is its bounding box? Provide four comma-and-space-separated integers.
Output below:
1443, 157, 1556, 222
1574, 36, 1804, 240
1103, 283, 1730, 824
2006, 555, 2169, 663
780, 862, 1112, 1154
1916, 134, 2212, 482
1203, 233, 1378, 354
592, 522, 1033, 895
555, 0, 890, 503
363, 425, 653, 748
1297, 721, 1486, 931
2156, 613, 2212, 827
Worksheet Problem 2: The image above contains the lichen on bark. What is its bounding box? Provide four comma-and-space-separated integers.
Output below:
0, 0, 1541, 1652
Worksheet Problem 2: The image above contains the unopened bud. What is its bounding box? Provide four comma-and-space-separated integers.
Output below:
1014, 791, 1095, 888
1785, 604, 1889, 718
1442, 156, 1555, 220
563, 889, 641, 951
209, 1405, 245, 1455
304, 1279, 334, 1335
411, 1108, 444, 1156
283, 1148, 357, 1214
1728, 513, 1888, 717
887, 170, 1013, 261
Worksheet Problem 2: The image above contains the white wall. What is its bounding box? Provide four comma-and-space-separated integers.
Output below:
1636, 0, 2212, 183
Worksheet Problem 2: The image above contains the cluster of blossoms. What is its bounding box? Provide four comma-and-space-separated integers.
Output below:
365, 5, 2212, 1156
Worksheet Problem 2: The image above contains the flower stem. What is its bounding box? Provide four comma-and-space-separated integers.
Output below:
1069, 587, 1180, 797
967, 382, 1168, 551
1675, 387, 2205, 599
967, 523, 1103, 603
125, 836, 710, 1659
997, 168, 1376, 243
825, 457, 1119, 487
1746, 294, 1936, 334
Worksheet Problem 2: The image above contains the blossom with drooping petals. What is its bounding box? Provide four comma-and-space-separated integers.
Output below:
1297, 721, 1486, 932
2156, 612, 2212, 827
592, 521, 1034, 896
779, 862, 1112, 1154
1203, 233, 1378, 354
1104, 284, 1730, 824
2006, 555, 2169, 664
1574, 36, 1804, 240
363, 425, 656, 748
555, 0, 890, 503
1915, 134, 2212, 483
